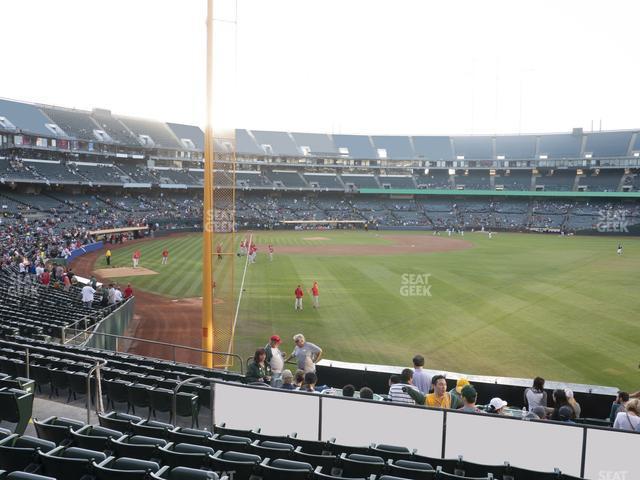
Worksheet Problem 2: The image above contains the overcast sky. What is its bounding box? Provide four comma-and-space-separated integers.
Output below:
2, 0, 639, 136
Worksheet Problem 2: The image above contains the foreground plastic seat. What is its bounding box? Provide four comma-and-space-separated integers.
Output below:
340, 453, 386, 477
6, 472, 56, 480
131, 419, 174, 439
208, 450, 261, 479
71, 424, 123, 451
260, 458, 314, 480
39, 445, 107, 480
127, 383, 153, 417
103, 379, 132, 410
158, 442, 214, 468
0, 388, 34, 434
167, 427, 212, 446
248, 440, 295, 460
98, 411, 142, 434
149, 388, 199, 427
109, 434, 167, 461
371, 443, 415, 461
435, 467, 494, 480
93, 456, 161, 480
0, 434, 56, 472
207, 434, 252, 452
312, 465, 370, 479
388, 459, 436, 479
151, 465, 226, 480
503, 466, 561, 480
293, 446, 337, 470
33, 416, 85, 445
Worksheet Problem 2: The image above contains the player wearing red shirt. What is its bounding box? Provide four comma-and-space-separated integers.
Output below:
294, 285, 304, 311
161, 248, 169, 265
311, 281, 319, 308
124, 284, 134, 298
216, 243, 223, 260
268, 244, 274, 262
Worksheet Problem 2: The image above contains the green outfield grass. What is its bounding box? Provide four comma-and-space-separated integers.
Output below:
106, 231, 640, 390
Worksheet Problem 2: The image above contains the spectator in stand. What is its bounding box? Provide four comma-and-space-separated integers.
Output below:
108, 284, 116, 304
286, 334, 322, 373
246, 348, 272, 384
449, 378, 469, 409
613, 398, 640, 431
90, 276, 98, 289
113, 285, 123, 303
565, 389, 581, 418
524, 377, 548, 412
487, 397, 508, 415
35, 263, 44, 278
62, 273, 71, 292
412, 354, 432, 395
360, 387, 374, 400
294, 369, 305, 389
299, 372, 318, 392
609, 392, 630, 424
426, 375, 452, 409
124, 284, 133, 299
527, 406, 549, 420
265, 335, 285, 387
388, 369, 421, 405
551, 389, 574, 421
342, 384, 355, 397
40, 268, 50, 286
81, 283, 96, 308
280, 370, 295, 390
557, 405, 575, 423
460, 385, 481, 413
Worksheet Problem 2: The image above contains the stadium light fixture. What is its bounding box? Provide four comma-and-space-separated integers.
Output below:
585, 153, 593, 158
497, 155, 505, 160
456, 155, 464, 160
634, 152, 639, 157
539, 154, 548, 159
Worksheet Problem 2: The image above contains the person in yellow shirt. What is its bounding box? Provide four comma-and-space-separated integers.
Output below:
105, 249, 112, 266
426, 375, 452, 409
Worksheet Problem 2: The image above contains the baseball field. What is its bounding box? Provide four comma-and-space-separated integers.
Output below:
100, 230, 640, 390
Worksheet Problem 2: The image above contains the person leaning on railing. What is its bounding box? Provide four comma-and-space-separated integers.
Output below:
246, 348, 272, 384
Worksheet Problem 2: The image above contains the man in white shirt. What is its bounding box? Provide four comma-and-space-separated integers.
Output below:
81, 284, 96, 308
412, 354, 432, 395
265, 335, 285, 387
113, 286, 123, 303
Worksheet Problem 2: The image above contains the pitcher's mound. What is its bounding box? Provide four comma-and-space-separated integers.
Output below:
94, 267, 158, 277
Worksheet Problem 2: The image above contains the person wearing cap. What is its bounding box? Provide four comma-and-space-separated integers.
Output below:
280, 370, 295, 390
426, 375, 452, 409
265, 335, 285, 387
460, 384, 481, 413
565, 389, 581, 418
449, 378, 470, 409
551, 389, 574, 421
557, 405, 575, 423
487, 397, 508, 414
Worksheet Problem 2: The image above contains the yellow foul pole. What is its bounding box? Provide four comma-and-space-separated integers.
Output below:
202, 0, 215, 367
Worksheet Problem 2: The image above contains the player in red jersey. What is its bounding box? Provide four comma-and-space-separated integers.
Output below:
295, 284, 304, 311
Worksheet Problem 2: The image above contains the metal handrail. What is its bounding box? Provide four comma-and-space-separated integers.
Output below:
65, 330, 245, 375
172, 375, 217, 431
86, 359, 108, 424
61, 314, 92, 344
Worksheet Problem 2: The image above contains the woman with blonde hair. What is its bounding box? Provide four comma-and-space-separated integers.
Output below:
565, 389, 581, 418
613, 398, 640, 431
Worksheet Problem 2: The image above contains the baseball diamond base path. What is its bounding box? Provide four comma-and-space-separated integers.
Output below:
71, 233, 472, 365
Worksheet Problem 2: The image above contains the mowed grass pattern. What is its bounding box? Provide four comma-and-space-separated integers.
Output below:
107, 231, 640, 390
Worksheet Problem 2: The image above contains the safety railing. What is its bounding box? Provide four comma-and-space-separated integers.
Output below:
172, 375, 217, 431
63, 330, 245, 375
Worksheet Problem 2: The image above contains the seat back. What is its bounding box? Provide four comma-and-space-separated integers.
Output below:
341, 453, 385, 477
0, 434, 56, 472
208, 451, 260, 479
261, 458, 313, 480
39, 446, 106, 480
33, 416, 84, 444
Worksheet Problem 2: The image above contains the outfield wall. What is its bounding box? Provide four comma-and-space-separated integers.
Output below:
213, 381, 639, 479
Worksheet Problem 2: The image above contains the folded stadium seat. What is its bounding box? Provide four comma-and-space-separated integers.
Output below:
312, 465, 372, 479
502, 465, 562, 480
259, 458, 314, 480
0, 427, 12, 441
370, 443, 415, 461
48, 369, 70, 400
0, 388, 34, 435
412, 454, 463, 475
66, 371, 92, 403
457, 459, 507, 478
103, 379, 133, 410
213, 423, 257, 439
0, 377, 35, 395
251, 429, 298, 443
387, 459, 436, 479
0, 358, 19, 377
286, 436, 329, 455
33, 416, 85, 445
157, 442, 214, 468
149, 388, 200, 428
179, 383, 210, 410
0, 434, 56, 472
109, 434, 167, 461
70, 425, 123, 451
339, 453, 386, 477
434, 467, 493, 479
207, 434, 253, 452
326, 439, 372, 457
127, 383, 153, 417
208, 450, 262, 479
131, 419, 174, 439
151, 465, 227, 480
98, 411, 142, 434
380, 476, 432, 480
92, 456, 161, 480
248, 440, 295, 460
137, 375, 166, 388
5, 473, 56, 480
38, 445, 107, 480
167, 427, 212, 446
293, 446, 337, 470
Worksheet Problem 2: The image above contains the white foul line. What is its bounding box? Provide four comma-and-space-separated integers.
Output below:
228, 233, 252, 358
